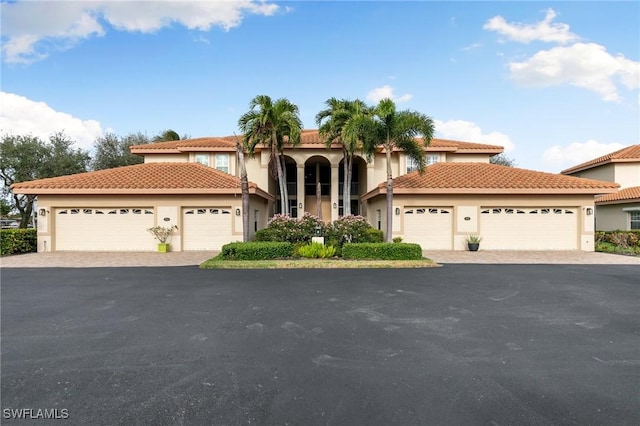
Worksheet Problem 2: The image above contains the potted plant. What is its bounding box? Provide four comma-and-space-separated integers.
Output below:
465, 234, 482, 251
147, 225, 178, 252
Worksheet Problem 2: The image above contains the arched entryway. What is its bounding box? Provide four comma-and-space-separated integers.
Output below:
338, 156, 367, 216
304, 156, 331, 221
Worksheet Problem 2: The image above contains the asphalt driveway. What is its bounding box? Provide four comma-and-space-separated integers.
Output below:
2, 265, 639, 425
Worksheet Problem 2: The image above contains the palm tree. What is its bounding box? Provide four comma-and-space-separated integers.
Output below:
238, 95, 302, 215
316, 98, 371, 216
362, 98, 435, 242
234, 135, 250, 242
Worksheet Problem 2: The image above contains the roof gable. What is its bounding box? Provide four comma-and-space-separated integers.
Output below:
363, 162, 619, 199
561, 145, 640, 175
11, 163, 272, 199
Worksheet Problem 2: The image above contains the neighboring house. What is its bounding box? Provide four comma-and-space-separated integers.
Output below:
12, 130, 618, 252
562, 145, 640, 231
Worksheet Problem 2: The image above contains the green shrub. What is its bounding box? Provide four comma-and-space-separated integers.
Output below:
297, 242, 336, 259
219, 241, 293, 260
595, 231, 640, 255
342, 243, 423, 260
393, 237, 403, 243
0, 228, 37, 256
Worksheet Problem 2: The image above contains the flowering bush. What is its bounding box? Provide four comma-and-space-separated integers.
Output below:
326, 215, 382, 245
255, 213, 327, 243
147, 225, 178, 243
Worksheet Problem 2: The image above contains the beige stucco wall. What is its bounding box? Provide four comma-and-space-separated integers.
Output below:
365, 193, 598, 251
613, 163, 640, 189
445, 153, 491, 163
596, 202, 640, 231
34, 194, 269, 252
143, 153, 189, 163
570, 164, 615, 184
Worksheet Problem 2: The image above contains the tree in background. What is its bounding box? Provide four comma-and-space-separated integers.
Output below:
92, 132, 150, 170
490, 153, 516, 167
354, 99, 435, 242
153, 129, 184, 142
1, 132, 90, 227
238, 95, 302, 216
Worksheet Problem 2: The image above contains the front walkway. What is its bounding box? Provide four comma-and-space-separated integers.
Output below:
1, 250, 639, 268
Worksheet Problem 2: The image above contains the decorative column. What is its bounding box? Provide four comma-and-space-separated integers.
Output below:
296, 164, 305, 218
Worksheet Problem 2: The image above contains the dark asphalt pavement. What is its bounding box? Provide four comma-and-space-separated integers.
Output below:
1, 265, 639, 425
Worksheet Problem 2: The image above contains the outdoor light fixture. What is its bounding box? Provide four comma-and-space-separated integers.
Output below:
38, 208, 47, 216
235, 208, 241, 216
586, 208, 593, 216
299, 203, 303, 209
333, 203, 337, 209
395, 207, 400, 215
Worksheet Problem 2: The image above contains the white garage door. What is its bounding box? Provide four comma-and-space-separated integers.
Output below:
182, 208, 233, 250
480, 207, 578, 250
55, 208, 155, 251
403, 207, 453, 250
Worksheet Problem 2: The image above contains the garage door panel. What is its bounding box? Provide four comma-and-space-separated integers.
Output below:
480, 207, 577, 250
182, 208, 233, 250
403, 207, 452, 250
56, 208, 155, 251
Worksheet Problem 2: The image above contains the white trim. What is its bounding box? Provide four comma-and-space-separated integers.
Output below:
621, 207, 640, 212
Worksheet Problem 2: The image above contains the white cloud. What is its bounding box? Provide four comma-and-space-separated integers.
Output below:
462, 43, 482, 51
1, 0, 279, 64
434, 119, 515, 152
543, 140, 627, 168
366, 85, 412, 104
508, 43, 640, 102
484, 8, 578, 44
0, 92, 103, 150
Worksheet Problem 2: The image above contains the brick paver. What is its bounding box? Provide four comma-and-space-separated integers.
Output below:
1, 250, 639, 268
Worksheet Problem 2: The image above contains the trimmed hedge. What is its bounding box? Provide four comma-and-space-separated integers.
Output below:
0, 228, 37, 256
342, 243, 423, 260
219, 241, 293, 260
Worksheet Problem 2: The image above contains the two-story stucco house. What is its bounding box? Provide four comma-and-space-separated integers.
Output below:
12, 130, 618, 252
562, 145, 640, 231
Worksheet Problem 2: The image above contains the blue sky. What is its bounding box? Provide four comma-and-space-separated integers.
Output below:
1, 1, 638, 173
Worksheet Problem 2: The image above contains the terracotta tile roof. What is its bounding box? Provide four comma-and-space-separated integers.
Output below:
362, 162, 619, 200
596, 186, 640, 204
131, 130, 503, 153
11, 163, 273, 199
561, 145, 640, 175
130, 137, 237, 153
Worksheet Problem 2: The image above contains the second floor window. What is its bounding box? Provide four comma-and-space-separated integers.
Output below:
215, 154, 229, 173
195, 154, 209, 166
406, 155, 439, 173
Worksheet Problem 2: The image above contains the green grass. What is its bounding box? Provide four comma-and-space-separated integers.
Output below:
200, 256, 439, 269
595, 242, 640, 257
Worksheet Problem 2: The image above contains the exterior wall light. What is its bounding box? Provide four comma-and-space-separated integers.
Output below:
333, 203, 337, 209
299, 203, 303, 209
586, 208, 593, 216
395, 207, 400, 215
235, 208, 241, 216
39, 208, 47, 216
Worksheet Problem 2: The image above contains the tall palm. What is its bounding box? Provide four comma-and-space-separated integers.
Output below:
361, 98, 435, 242
238, 95, 302, 215
316, 98, 370, 216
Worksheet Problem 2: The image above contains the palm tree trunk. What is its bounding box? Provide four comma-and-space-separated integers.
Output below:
236, 139, 250, 242
272, 142, 287, 215
280, 153, 289, 215
345, 154, 353, 216
385, 145, 393, 243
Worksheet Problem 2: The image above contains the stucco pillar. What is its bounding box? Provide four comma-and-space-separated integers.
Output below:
296, 164, 305, 218
331, 163, 340, 221
366, 161, 376, 193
